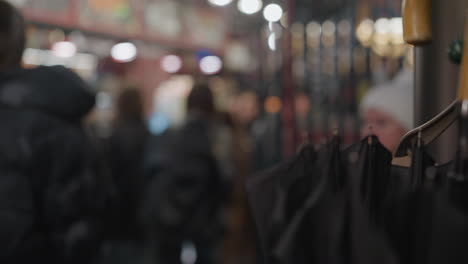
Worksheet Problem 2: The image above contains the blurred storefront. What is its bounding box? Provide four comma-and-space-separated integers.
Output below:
8, 0, 413, 164
10, 0, 256, 134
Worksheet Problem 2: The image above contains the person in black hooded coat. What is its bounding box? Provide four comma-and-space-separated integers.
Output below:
143, 83, 229, 264
0, 2, 99, 263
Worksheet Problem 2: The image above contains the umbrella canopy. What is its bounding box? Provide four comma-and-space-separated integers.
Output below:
344, 135, 397, 264
383, 113, 468, 264
246, 143, 317, 263
247, 135, 398, 264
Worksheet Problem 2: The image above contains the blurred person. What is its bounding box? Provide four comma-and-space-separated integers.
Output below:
231, 90, 280, 172
231, 90, 260, 126
143, 83, 229, 264
0, 1, 101, 264
219, 90, 263, 264
360, 69, 414, 153
97, 88, 150, 264
229, 91, 262, 169
294, 91, 311, 148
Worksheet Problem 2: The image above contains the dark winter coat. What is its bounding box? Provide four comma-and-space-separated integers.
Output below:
143, 114, 229, 263
106, 118, 149, 240
0, 66, 98, 264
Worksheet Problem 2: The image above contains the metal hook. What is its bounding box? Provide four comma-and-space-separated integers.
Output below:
417, 129, 422, 147
367, 126, 373, 145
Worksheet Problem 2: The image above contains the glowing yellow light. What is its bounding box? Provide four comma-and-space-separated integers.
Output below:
264, 96, 282, 113
356, 19, 374, 47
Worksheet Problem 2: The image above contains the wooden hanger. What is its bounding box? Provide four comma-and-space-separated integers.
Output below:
393, 100, 459, 159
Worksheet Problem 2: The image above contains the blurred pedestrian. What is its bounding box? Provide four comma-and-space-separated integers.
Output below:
360, 69, 414, 153
143, 83, 229, 264
0, 1, 100, 263
220, 90, 262, 264
97, 88, 150, 264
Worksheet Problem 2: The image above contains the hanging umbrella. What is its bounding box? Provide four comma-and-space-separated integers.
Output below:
383, 135, 437, 264
246, 143, 317, 263
343, 135, 398, 264
247, 136, 348, 264
382, 122, 468, 264
268, 135, 347, 264
449, 100, 468, 212
247, 134, 398, 264
420, 100, 468, 264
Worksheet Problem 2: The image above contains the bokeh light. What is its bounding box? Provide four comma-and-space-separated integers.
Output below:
161, 55, 183, 73
356, 19, 374, 47
268, 33, 276, 51
338, 20, 352, 37
208, 0, 232, 6
264, 96, 282, 113
52, 41, 77, 58
322, 20, 336, 36
111, 42, 137, 63
263, 4, 283, 22
238, 0, 263, 15
374, 18, 390, 34
199, 55, 223, 75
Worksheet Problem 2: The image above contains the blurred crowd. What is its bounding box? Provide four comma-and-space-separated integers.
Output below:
0, 1, 267, 264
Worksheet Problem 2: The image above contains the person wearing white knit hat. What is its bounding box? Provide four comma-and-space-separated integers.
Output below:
360, 69, 414, 153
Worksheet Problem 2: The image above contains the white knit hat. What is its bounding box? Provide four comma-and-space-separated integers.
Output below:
360, 69, 414, 130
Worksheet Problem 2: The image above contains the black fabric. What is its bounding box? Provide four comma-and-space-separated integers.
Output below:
384, 153, 468, 264
0, 66, 99, 264
104, 119, 149, 241
344, 137, 397, 264
383, 142, 437, 264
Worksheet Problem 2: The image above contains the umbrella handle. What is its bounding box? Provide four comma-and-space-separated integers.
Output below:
402, 0, 433, 46
458, 15, 468, 100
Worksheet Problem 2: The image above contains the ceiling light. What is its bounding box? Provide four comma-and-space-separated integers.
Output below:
111, 42, 137, 63
208, 0, 232, 6
52, 41, 77, 58
161, 55, 183, 73
238, 0, 262, 15
263, 3, 283, 22
199, 55, 223, 75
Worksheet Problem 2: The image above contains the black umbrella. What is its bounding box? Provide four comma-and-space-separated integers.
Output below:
449, 100, 468, 212
420, 100, 468, 264
247, 135, 398, 264
382, 115, 468, 264
247, 136, 349, 264
344, 135, 397, 264
246, 143, 317, 263
382, 130, 440, 264
268, 135, 347, 264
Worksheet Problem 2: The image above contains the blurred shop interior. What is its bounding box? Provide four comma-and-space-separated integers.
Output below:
10, 0, 412, 165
